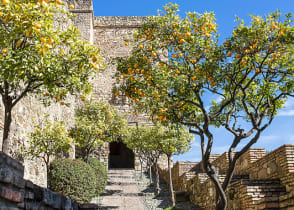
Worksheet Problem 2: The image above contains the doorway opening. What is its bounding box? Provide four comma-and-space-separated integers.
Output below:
108, 141, 134, 169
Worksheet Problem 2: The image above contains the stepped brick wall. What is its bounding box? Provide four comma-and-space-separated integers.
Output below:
158, 144, 294, 210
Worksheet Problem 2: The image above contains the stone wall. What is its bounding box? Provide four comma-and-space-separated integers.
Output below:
68, 0, 94, 43
0, 152, 99, 210
157, 144, 294, 210
172, 161, 199, 190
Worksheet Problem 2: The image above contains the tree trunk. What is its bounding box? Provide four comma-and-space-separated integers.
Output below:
155, 161, 160, 195
2, 101, 13, 154
140, 158, 143, 179
203, 159, 227, 210
149, 162, 153, 184
168, 155, 175, 207
45, 159, 50, 189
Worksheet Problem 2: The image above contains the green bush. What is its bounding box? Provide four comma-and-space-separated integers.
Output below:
49, 159, 97, 203
88, 158, 107, 196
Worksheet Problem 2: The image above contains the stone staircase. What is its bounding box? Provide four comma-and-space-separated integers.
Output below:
98, 169, 148, 210
243, 179, 286, 209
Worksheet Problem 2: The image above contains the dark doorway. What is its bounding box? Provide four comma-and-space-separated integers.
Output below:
109, 142, 134, 169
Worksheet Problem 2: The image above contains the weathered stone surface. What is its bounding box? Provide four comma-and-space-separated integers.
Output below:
158, 144, 294, 210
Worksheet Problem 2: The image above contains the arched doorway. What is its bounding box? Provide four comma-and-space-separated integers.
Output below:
108, 141, 134, 169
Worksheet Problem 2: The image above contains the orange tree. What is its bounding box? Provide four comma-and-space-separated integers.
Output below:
0, 0, 102, 153
114, 4, 294, 210
124, 124, 192, 205
70, 101, 128, 162
22, 116, 72, 187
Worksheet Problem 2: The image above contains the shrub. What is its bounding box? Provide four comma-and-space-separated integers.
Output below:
88, 158, 108, 196
49, 159, 97, 203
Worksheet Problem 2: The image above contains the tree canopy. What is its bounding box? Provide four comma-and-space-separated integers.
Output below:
115, 3, 294, 209
22, 116, 72, 183
0, 0, 102, 153
70, 101, 128, 162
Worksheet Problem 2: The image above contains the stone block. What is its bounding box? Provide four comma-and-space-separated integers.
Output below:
0, 152, 24, 177
79, 203, 99, 210
61, 197, 72, 210
32, 185, 43, 202
0, 185, 24, 203
43, 188, 62, 209
0, 168, 14, 184
25, 180, 34, 190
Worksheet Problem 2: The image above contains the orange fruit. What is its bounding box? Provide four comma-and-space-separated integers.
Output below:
205, 33, 212, 38
34, 23, 41, 29
179, 39, 185, 44
69, 4, 74, 9
92, 56, 98, 62
2, 48, 7, 54
38, 49, 44, 55
227, 52, 232, 57
56, 0, 62, 4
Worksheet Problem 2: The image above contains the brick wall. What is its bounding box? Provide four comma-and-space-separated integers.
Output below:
0, 152, 98, 209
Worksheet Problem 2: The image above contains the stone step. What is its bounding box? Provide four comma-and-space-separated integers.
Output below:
242, 179, 287, 209
100, 191, 154, 197
107, 175, 135, 179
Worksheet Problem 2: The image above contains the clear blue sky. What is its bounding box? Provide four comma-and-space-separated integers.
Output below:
93, 0, 294, 162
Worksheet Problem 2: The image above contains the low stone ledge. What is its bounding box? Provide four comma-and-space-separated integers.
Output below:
0, 152, 99, 210
0, 152, 24, 177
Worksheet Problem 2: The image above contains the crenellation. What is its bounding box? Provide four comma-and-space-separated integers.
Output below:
94, 16, 147, 28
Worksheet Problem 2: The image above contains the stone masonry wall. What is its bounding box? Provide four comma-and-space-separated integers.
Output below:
157, 144, 294, 210
92, 16, 169, 171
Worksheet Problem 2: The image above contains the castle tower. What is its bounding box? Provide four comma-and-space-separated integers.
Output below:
68, 0, 94, 44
